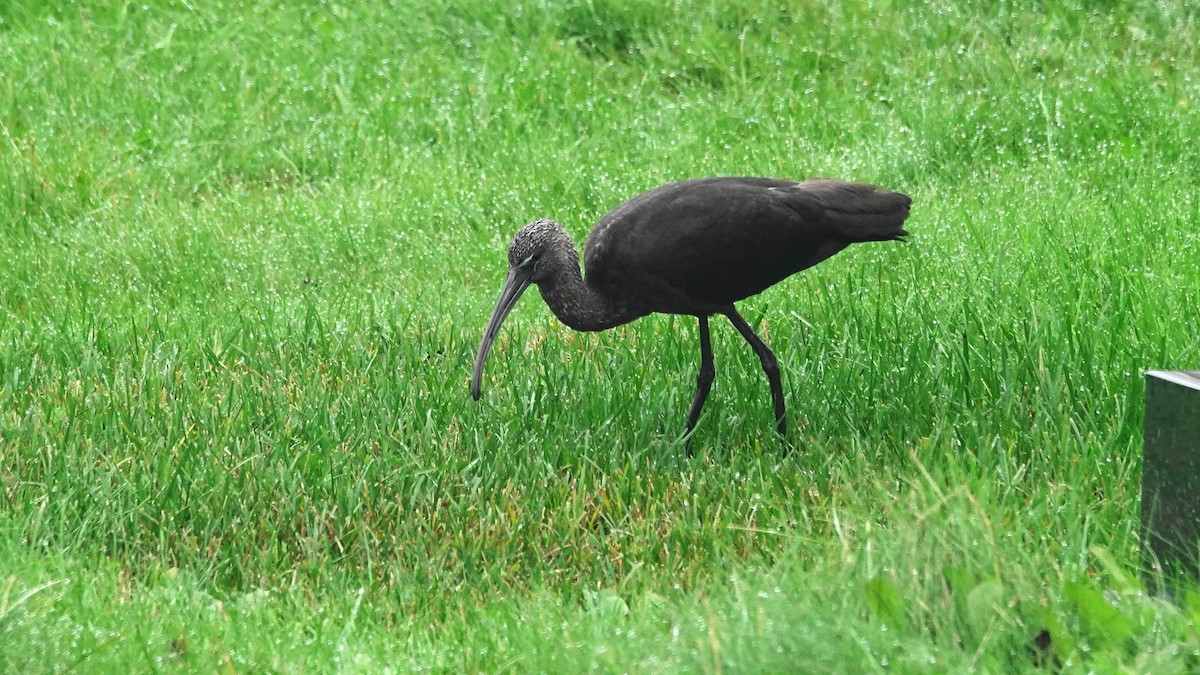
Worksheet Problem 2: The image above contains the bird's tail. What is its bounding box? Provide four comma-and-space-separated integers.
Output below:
798, 178, 911, 242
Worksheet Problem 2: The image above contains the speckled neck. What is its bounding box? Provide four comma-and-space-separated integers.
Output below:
535, 244, 641, 332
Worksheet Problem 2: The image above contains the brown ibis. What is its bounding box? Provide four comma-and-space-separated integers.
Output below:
470, 177, 912, 439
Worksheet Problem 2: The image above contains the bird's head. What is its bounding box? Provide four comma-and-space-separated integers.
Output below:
506, 218, 571, 282
472, 219, 574, 400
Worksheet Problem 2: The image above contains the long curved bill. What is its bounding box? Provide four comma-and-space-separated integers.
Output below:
471, 267, 533, 400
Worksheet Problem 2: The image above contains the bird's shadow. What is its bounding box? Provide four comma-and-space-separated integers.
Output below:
676, 418, 797, 461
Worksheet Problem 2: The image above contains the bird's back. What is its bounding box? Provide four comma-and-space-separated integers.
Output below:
583, 177, 910, 314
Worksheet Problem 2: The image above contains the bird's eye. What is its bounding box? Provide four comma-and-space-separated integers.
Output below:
519, 254, 536, 268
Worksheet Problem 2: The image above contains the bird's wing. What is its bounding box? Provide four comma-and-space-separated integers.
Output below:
775, 179, 912, 241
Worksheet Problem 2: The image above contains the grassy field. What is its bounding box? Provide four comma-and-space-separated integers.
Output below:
1, 0, 1198, 671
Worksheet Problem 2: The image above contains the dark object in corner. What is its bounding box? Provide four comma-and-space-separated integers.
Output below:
1141, 371, 1200, 593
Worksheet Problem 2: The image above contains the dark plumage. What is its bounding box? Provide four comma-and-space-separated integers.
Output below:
471, 176, 912, 439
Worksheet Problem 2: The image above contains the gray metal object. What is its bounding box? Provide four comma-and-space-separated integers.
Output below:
1141, 371, 1200, 588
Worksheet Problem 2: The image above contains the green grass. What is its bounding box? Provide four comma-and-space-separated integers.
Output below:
2, 0, 1199, 670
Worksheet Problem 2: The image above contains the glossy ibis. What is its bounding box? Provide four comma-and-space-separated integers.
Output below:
471, 177, 912, 438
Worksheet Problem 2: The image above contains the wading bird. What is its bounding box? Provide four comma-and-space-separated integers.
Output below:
471, 177, 911, 439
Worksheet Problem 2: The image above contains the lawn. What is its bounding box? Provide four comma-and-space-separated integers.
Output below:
1, 0, 1198, 671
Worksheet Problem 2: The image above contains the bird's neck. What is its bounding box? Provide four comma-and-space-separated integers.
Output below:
537, 262, 641, 332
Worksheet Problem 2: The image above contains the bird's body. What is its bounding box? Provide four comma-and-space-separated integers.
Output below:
585, 177, 909, 316
472, 176, 912, 440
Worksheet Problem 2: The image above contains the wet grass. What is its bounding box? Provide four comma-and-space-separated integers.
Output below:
2, 0, 1199, 670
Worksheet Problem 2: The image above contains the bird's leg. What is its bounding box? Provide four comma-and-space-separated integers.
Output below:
724, 308, 787, 436
683, 315, 716, 441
